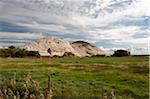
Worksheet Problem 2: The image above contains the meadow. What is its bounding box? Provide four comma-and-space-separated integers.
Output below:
0, 56, 149, 98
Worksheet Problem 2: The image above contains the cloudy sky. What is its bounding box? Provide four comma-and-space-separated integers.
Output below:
0, 0, 149, 54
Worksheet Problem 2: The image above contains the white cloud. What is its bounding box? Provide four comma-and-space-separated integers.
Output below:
0, 32, 43, 39
124, 38, 148, 49
87, 26, 142, 40
0, 0, 149, 53
15, 22, 67, 33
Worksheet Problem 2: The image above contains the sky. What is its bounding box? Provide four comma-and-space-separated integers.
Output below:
0, 0, 149, 55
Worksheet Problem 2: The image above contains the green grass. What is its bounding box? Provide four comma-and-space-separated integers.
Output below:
0, 57, 149, 98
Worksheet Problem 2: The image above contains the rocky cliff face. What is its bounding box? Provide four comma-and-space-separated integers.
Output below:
71, 41, 105, 57
20, 38, 105, 57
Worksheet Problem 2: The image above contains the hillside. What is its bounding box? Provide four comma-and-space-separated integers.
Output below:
71, 41, 104, 57
20, 38, 105, 57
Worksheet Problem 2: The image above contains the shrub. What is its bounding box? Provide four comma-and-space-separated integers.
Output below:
26, 51, 40, 57
112, 50, 130, 57
0, 46, 40, 57
63, 52, 75, 57
0, 75, 53, 99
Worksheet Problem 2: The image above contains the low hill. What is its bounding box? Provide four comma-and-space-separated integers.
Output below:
71, 41, 105, 57
20, 38, 105, 57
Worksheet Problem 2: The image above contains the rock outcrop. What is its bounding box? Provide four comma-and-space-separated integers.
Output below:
20, 38, 105, 57
71, 41, 105, 57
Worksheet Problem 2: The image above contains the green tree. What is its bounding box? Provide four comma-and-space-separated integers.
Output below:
8, 45, 15, 49
113, 50, 130, 57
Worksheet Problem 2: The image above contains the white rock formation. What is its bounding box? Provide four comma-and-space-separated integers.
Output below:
71, 41, 105, 57
20, 38, 105, 57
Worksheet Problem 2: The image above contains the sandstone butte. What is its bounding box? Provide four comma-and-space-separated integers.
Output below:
20, 37, 105, 57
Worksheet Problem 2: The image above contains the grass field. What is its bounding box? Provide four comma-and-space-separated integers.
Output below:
0, 57, 149, 98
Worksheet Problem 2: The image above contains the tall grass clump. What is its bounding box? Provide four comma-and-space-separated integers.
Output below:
0, 74, 53, 99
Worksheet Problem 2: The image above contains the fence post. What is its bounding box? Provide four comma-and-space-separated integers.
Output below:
46, 75, 53, 99
13, 72, 16, 85
48, 75, 51, 91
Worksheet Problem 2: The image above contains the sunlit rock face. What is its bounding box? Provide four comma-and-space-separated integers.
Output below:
20, 38, 80, 57
71, 41, 105, 57
20, 38, 105, 57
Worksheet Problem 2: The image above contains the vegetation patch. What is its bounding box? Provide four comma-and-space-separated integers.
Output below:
0, 57, 149, 98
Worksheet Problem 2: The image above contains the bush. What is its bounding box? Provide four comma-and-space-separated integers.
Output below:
0, 75, 53, 99
0, 46, 40, 57
112, 50, 130, 57
8, 46, 15, 49
63, 52, 75, 57
26, 51, 40, 57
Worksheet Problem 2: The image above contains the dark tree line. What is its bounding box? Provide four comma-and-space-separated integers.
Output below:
0, 46, 40, 57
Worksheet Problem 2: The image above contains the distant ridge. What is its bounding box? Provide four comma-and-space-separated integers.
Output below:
20, 38, 105, 57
